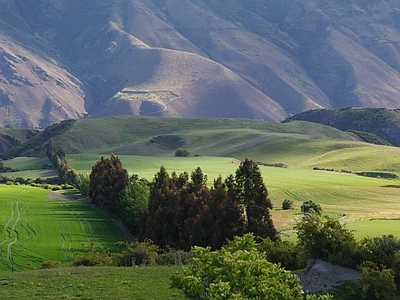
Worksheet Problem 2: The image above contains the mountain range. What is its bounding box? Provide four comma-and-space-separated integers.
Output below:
1, 0, 400, 128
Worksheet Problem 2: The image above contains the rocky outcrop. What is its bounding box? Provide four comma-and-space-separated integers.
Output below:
298, 259, 361, 294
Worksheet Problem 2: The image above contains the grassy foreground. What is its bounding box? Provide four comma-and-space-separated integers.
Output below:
0, 266, 184, 300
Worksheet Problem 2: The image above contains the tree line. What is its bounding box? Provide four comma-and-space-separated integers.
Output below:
88, 154, 277, 250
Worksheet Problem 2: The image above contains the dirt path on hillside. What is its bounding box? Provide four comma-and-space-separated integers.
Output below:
46, 191, 134, 241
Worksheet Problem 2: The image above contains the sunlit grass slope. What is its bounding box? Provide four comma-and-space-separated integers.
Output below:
0, 185, 128, 273
54, 116, 357, 156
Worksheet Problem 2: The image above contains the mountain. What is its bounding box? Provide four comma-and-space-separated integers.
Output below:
1, 0, 400, 128
284, 108, 400, 146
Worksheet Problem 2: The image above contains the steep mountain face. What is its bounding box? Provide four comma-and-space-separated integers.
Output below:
0, 0, 400, 128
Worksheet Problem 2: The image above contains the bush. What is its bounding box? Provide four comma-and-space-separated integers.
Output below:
301, 200, 322, 215
174, 148, 190, 157
339, 263, 396, 300
282, 199, 293, 210
41, 260, 62, 269
295, 215, 359, 267
171, 234, 333, 299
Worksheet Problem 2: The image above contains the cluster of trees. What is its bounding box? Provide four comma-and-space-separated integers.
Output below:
87, 155, 276, 251
282, 214, 399, 299
172, 234, 332, 300
141, 158, 276, 250
0, 161, 18, 173
88, 154, 149, 234
46, 138, 79, 186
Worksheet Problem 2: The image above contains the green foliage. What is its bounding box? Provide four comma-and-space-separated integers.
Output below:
295, 215, 358, 267
78, 173, 90, 197
118, 175, 149, 234
171, 234, 332, 300
71, 250, 116, 267
40, 260, 62, 269
115, 240, 159, 266
301, 200, 322, 215
46, 137, 79, 186
234, 158, 277, 240
340, 263, 396, 300
0, 161, 18, 173
89, 154, 128, 213
175, 148, 190, 157
258, 237, 302, 270
282, 199, 293, 210
142, 159, 276, 250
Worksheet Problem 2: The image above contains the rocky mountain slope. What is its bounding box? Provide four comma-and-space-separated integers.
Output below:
1, 0, 400, 128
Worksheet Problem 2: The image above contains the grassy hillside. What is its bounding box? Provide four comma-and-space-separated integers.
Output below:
0, 266, 184, 300
0, 185, 128, 273
284, 108, 400, 146
34, 116, 359, 155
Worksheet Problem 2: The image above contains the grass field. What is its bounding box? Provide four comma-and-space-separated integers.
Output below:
0, 266, 184, 299
0, 185, 128, 273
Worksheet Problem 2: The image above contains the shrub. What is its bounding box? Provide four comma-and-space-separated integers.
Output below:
175, 148, 190, 157
301, 200, 322, 215
282, 199, 293, 210
171, 234, 333, 299
295, 215, 358, 267
41, 260, 62, 269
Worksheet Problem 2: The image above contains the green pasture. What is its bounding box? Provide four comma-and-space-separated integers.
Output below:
0, 185, 128, 273
1, 157, 57, 179
0, 266, 184, 300
67, 154, 400, 238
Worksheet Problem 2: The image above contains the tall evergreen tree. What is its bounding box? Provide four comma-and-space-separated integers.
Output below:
234, 158, 277, 240
89, 154, 128, 213
143, 166, 182, 248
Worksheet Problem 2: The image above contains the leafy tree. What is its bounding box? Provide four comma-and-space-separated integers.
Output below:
171, 234, 333, 300
175, 148, 190, 157
234, 158, 277, 240
301, 200, 322, 215
282, 199, 293, 210
295, 215, 358, 267
258, 237, 302, 270
340, 263, 396, 300
118, 175, 150, 235
359, 234, 400, 284
78, 173, 90, 197
89, 154, 128, 213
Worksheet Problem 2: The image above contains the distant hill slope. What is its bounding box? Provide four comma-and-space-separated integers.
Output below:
0, 115, 359, 159
284, 108, 400, 146
1, 0, 400, 127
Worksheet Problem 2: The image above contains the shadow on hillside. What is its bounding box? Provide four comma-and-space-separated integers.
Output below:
382, 184, 400, 188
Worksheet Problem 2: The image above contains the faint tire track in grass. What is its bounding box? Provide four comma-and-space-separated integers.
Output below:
56, 219, 68, 262
8, 201, 24, 271
63, 223, 74, 260
0, 202, 15, 271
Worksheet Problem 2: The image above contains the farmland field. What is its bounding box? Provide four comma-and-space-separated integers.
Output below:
0, 185, 128, 273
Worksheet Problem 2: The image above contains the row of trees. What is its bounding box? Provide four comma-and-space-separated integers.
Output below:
46, 138, 79, 186
87, 155, 277, 250
142, 159, 276, 250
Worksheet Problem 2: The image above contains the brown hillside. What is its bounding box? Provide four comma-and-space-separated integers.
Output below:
1, 0, 400, 127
